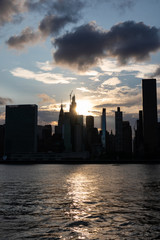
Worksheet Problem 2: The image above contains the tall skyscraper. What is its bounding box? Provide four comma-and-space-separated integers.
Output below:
115, 107, 123, 152
5, 104, 37, 155
101, 108, 106, 150
142, 79, 158, 154
70, 95, 77, 116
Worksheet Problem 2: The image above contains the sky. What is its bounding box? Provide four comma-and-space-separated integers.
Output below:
0, 0, 160, 132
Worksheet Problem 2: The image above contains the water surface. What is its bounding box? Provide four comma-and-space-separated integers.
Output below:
0, 164, 160, 239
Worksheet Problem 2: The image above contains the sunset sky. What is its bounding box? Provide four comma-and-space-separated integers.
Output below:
0, 0, 160, 132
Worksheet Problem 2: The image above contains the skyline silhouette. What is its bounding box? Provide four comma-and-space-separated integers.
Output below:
1, 78, 160, 162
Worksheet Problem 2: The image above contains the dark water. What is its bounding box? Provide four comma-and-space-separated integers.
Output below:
0, 164, 160, 240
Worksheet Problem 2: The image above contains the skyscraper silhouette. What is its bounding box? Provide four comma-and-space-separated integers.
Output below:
101, 108, 106, 150
115, 107, 123, 152
142, 79, 158, 154
4, 104, 37, 155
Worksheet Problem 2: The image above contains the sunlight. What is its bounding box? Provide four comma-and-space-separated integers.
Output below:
76, 100, 92, 116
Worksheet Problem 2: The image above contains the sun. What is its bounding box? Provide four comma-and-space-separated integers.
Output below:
76, 100, 92, 116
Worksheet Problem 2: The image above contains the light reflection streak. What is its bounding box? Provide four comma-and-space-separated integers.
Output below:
66, 170, 97, 239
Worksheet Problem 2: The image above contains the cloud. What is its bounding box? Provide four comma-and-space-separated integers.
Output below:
6, 0, 85, 49
26, 0, 84, 15
38, 94, 56, 104
10, 67, 76, 84
36, 61, 53, 71
102, 77, 121, 86
25, 0, 51, 12
39, 15, 75, 36
29, 0, 84, 36
0, 111, 5, 124
151, 66, 160, 78
94, 85, 142, 115
0, 0, 26, 26
54, 22, 106, 70
76, 87, 94, 93
6, 27, 43, 50
95, 95, 141, 108
53, 21, 160, 71
0, 97, 13, 105
99, 59, 159, 79
38, 110, 59, 125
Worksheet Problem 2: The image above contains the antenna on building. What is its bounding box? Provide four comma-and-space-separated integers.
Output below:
70, 90, 73, 103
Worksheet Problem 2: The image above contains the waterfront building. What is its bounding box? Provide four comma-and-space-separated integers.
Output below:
74, 124, 83, 152
70, 94, 77, 116
74, 115, 84, 152
77, 115, 83, 126
63, 112, 72, 152
0, 125, 5, 157
122, 121, 132, 156
115, 107, 123, 153
101, 108, 106, 151
57, 103, 64, 135
134, 110, 144, 156
142, 79, 158, 154
4, 104, 37, 155
86, 116, 94, 129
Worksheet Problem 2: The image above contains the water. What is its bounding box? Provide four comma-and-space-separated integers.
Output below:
0, 164, 160, 240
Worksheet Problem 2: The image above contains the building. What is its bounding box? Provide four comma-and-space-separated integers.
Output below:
142, 79, 158, 154
0, 125, 5, 157
70, 94, 77, 116
122, 121, 132, 156
74, 115, 84, 152
4, 104, 37, 155
115, 107, 123, 153
134, 110, 144, 156
57, 103, 64, 135
63, 112, 72, 152
86, 116, 94, 129
101, 108, 106, 150
74, 124, 83, 152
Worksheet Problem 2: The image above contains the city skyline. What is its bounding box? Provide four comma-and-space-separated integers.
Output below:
1, 77, 160, 161
0, 0, 160, 132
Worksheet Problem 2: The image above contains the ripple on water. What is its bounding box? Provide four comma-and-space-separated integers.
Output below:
0, 164, 160, 239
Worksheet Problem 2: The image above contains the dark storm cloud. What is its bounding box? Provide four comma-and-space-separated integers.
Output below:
54, 22, 107, 70
107, 21, 160, 64
0, 0, 25, 26
53, 21, 160, 70
6, 27, 42, 49
0, 97, 12, 105
39, 15, 75, 36
151, 66, 160, 77
38, 0, 85, 35
6, 0, 85, 49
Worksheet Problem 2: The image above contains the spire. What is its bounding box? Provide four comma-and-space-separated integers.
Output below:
58, 103, 64, 126
60, 102, 63, 114
70, 94, 77, 115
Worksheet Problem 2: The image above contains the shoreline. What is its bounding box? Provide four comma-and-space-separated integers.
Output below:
1, 158, 160, 164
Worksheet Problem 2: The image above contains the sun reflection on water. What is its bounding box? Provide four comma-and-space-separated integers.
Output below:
66, 171, 97, 239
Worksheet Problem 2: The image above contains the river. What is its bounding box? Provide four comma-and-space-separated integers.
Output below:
0, 164, 160, 239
